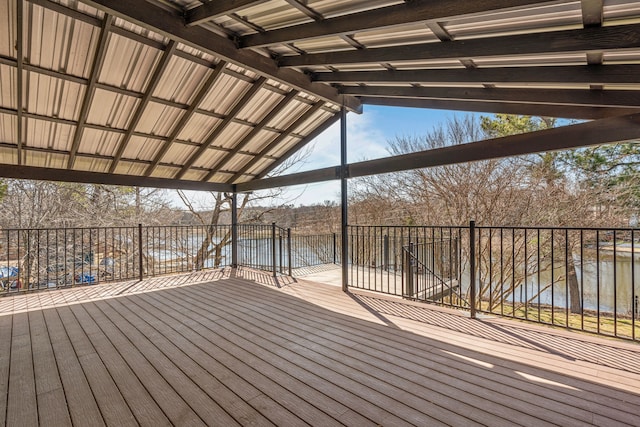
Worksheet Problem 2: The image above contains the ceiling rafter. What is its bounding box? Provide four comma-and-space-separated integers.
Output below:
581, 0, 604, 27
227, 100, 325, 183
239, 113, 640, 192
0, 105, 307, 156
255, 111, 341, 180
144, 60, 228, 177
284, 0, 323, 21
81, 0, 360, 111
184, 0, 267, 27
16, 0, 24, 165
0, 54, 336, 116
341, 86, 640, 108
202, 89, 299, 181
357, 96, 639, 120
0, 163, 233, 192
175, 76, 268, 180
66, 13, 113, 169
0, 142, 279, 169
108, 40, 177, 174
279, 23, 640, 67
312, 64, 640, 85
240, 0, 555, 48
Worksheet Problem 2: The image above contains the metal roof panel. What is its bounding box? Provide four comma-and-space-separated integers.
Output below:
163, 141, 198, 165
24, 118, 74, 152
25, 151, 67, 169
0, 113, 16, 146
198, 74, 252, 113
152, 56, 210, 104
135, 102, 184, 136
99, 33, 161, 92
28, 3, 99, 78
86, 89, 139, 128
236, 88, 284, 122
78, 128, 122, 156
25, 72, 85, 121
0, 0, 16, 58
122, 135, 163, 162
0, 64, 16, 110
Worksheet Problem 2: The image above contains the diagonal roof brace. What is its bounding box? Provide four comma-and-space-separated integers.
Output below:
81, 0, 361, 112
175, 76, 268, 180
108, 40, 178, 174
238, 113, 640, 192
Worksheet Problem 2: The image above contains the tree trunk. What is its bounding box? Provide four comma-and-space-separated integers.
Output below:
567, 255, 582, 314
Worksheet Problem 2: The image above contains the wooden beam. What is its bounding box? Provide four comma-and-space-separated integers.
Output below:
81, 0, 360, 111
202, 89, 299, 181
175, 76, 268, 179
341, 86, 640, 108
108, 40, 177, 174
0, 164, 232, 191
16, 0, 24, 165
185, 0, 268, 27
240, 0, 554, 48
254, 111, 341, 180
313, 65, 640, 85
358, 96, 640, 120
280, 23, 640, 67
227, 101, 325, 183
582, 0, 603, 27
283, 0, 323, 21
67, 14, 113, 169
238, 113, 640, 191
144, 61, 228, 177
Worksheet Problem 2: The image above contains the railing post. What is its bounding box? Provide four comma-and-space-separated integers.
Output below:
287, 228, 292, 276
405, 242, 414, 298
383, 234, 389, 271
138, 223, 144, 282
469, 220, 477, 319
279, 233, 283, 274
231, 190, 238, 268
340, 106, 349, 292
333, 232, 337, 264
271, 222, 277, 278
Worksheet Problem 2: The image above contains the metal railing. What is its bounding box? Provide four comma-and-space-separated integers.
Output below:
474, 225, 639, 341
0, 225, 237, 292
346, 223, 640, 342
2, 222, 637, 341
347, 225, 467, 297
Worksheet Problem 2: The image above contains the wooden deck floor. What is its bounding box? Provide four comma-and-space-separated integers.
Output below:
0, 268, 639, 426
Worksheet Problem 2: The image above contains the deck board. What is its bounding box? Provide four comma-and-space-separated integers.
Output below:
0, 268, 638, 426
41, 308, 105, 427
28, 309, 73, 427
206, 280, 588, 427
7, 313, 38, 426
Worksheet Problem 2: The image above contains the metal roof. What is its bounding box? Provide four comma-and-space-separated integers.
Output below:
2, 0, 640, 191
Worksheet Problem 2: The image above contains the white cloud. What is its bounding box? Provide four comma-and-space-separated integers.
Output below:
298, 111, 389, 171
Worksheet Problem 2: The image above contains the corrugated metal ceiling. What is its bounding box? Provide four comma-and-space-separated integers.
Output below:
0, 0, 639, 191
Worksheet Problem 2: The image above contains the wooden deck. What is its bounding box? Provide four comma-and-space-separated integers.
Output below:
0, 268, 639, 426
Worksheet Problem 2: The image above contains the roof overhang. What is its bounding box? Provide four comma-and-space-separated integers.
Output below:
1, 0, 640, 191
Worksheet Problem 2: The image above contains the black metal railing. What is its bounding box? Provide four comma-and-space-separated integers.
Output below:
403, 240, 467, 309
474, 226, 639, 341
347, 225, 467, 297
0, 225, 239, 292
2, 222, 637, 341
346, 223, 640, 342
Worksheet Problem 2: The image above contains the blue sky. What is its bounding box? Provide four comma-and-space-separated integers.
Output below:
275, 105, 468, 206
175, 105, 475, 209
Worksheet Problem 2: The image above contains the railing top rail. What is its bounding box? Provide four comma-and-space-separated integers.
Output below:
347, 224, 639, 232
474, 225, 640, 232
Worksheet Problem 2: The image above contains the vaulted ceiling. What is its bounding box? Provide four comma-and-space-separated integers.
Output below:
1, 0, 640, 192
